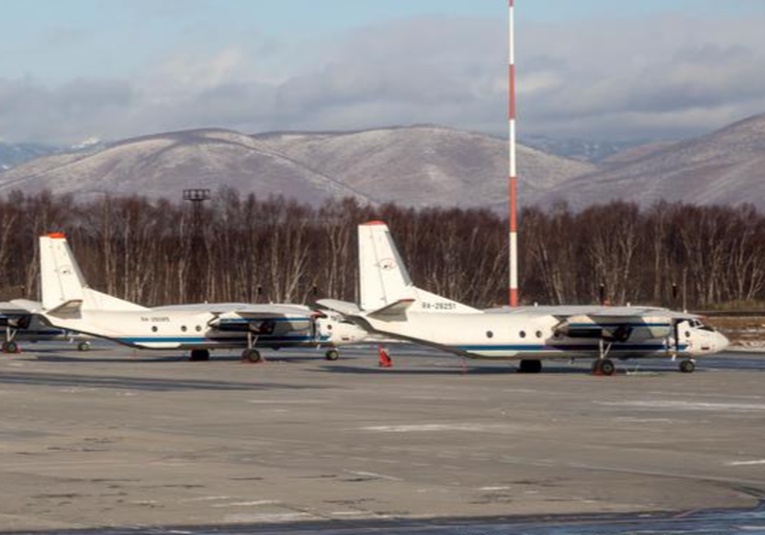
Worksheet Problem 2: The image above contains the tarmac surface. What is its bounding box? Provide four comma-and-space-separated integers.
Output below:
0, 342, 764, 533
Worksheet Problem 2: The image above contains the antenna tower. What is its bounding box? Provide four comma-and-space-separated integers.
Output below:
508, 0, 519, 306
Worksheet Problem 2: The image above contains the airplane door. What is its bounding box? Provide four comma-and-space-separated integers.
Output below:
312, 317, 318, 341
674, 320, 691, 353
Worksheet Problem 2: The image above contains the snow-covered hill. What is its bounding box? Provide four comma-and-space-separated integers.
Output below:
0, 126, 595, 208
539, 114, 765, 210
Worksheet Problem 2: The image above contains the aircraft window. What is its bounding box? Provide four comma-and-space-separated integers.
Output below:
151, 326, 158, 333
327, 324, 333, 331
535, 330, 543, 338
181, 325, 187, 332
519, 330, 526, 338
685, 331, 691, 338
196, 325, 202, 332
486, 330, 494, 338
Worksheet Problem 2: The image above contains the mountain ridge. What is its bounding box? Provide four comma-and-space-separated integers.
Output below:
538, 113, 765, 210
3, 115, 765, 210
0, 125, 595, 208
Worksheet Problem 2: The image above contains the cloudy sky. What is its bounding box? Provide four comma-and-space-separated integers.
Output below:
1, 0, 765, 145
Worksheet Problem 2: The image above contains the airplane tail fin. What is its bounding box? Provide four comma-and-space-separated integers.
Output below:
39, 233, 147, 313
358, 222, 479, 314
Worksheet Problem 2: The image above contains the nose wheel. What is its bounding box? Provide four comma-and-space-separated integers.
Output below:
592, 358, 615, 376
679, 358, 696, 373
324, 349, 340, 361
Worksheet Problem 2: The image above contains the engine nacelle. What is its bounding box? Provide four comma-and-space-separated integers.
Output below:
0, 314, 32, 330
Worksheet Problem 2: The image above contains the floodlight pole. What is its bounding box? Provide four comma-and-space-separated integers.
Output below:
183, 188, 211, 303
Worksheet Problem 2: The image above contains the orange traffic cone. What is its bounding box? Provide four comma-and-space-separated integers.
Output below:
377, 345, 393, 368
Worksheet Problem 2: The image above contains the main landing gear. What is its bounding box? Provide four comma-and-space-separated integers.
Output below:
189, 349, 210, 361
3, 323, 22, 353
592, 339, 616, 376
241, 348, 262, 363
240, 332, 264, 363
517, 359, 542, 373
679, 358, 696, 373
324, 349, 340, 361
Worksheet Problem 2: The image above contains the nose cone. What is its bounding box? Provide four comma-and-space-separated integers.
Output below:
347, 324, 370, 343
326, 322, 369, 345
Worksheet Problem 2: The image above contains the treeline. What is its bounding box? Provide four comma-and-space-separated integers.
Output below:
0, 189, 762, 309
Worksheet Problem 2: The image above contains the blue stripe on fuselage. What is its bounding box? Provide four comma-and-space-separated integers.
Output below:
117, 334, 323, 345
566, 322, 671, 328
457, 343, 688, 353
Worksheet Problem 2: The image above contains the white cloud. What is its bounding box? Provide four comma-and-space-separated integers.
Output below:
2, 11, 765, 144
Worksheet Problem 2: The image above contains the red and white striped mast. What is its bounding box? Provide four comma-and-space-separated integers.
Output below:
508, 0, 519, 306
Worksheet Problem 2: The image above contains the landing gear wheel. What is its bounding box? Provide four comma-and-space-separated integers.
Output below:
679, 359, 696, 373
189, 349, 210, 361
592, 358, 615, 376
77, 341, 91, 352
324, 349, 340, 361
241, 348, 262, 363
2, 341, 19, 354
518, 359, 542, 373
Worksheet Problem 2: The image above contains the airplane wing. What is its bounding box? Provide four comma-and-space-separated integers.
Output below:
201, 303, 320, 335
314, 299, 362, 316
485, 304, 700, 343
551, 307, 689, 342
0, 301, 34, 329
152, 302, 312, 315
0, 300, 51, 329
1, 300, 41, 315
486, 305, 700, 322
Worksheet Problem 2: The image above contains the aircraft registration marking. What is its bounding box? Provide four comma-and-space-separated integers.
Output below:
421, 302, 457, 311
140, 316, 171, 322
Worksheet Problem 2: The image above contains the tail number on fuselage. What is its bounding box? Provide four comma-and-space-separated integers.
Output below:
421, 302, 457, 311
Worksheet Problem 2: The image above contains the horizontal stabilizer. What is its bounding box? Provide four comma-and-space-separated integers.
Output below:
367, 298, 415, 321
47, 299, 83, 319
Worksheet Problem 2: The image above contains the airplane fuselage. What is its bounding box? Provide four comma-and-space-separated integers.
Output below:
45, 309, 323, 350
363, 312, 727, 360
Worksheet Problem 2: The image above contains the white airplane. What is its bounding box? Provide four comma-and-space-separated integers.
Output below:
318, 221, 730, 375
36, 232, 367, 361
1, 300, 93, 353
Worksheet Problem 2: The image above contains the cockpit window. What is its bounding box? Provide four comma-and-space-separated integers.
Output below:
689, 319, 715, 332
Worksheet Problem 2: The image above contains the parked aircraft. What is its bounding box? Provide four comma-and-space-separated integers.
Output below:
1, 300, 92, 353
37, 233, 366, 362
318, 221, 730, 375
